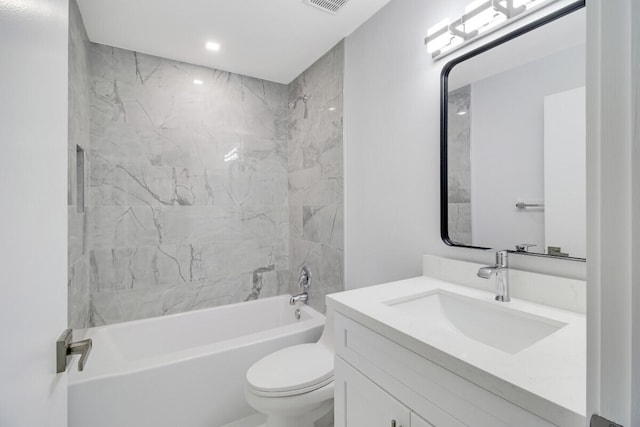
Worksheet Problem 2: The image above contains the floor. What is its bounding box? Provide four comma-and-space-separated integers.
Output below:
220, 414, 265, 427
221, 410, 334, 427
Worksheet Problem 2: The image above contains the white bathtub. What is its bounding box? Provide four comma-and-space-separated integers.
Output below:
68, 295, 325, 427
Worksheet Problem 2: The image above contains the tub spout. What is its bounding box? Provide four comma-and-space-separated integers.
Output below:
289, 292, 308, 305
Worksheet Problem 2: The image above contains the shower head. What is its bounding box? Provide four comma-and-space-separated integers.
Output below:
288, 94, 310, 109
288, 94, 310, 119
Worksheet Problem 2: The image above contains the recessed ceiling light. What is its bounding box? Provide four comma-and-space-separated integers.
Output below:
457, 110, 467, 116
328, 107, 337, 111
193, 79, 204, 85
206, 42, 221, 52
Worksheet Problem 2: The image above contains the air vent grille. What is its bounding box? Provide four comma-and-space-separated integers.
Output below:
304, 0, 350, 14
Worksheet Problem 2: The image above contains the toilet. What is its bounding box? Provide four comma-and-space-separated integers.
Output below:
245, 309, 334, 427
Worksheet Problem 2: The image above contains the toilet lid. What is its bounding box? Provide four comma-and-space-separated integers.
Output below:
246, 343, 334, 397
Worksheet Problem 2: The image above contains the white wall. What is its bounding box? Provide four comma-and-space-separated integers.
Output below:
544, 86, 586, 259
469, 45, 585, 253
344, 0, 587, 290
586, 0, 640, 425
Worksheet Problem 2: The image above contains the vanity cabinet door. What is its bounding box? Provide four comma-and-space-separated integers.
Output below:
335, 357, 411, 427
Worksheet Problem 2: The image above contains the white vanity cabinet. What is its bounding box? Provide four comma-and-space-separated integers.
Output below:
333, 312, 559, 427
335, 357, 412, 427
335, 356, 436, 427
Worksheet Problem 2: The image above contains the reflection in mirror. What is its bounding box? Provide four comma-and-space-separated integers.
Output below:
442, 5, 586, 260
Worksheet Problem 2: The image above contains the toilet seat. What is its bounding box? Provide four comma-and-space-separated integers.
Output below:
246, 343, 334, 397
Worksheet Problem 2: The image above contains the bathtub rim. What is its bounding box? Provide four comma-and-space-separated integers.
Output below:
68, 295, 325, 385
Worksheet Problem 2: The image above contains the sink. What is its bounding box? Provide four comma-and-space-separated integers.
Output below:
384, 290, 567, 354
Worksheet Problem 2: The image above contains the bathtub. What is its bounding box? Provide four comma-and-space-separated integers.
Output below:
68, 295, 325, 427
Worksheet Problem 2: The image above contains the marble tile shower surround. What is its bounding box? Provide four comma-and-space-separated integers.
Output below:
68, 0, 91, 329
288, 42, 344, 314
80, 40, 345, 326
88, 44, 291, 326
447, 85, 472, 245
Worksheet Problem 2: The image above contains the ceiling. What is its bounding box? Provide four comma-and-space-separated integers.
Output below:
76, 0, 392, 84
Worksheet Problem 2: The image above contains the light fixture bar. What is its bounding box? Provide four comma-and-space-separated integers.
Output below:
425, 0, 492, 46
448, 24, 478, 41
425, 25, 448, 44
492, 0, 526, 18
425, 0, 565, 60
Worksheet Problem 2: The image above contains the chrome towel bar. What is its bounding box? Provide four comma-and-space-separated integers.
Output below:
515, 202, 544, 209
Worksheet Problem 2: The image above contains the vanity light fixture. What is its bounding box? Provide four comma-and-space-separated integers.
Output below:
206, 41, 221, 52
425, 0, 561, 59
463, 0, 509, 34
426, 18, 461, 55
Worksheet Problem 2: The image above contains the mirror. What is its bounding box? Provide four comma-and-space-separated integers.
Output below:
441, 4, 586, 260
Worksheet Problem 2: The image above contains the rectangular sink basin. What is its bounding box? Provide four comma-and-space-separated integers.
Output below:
385, 290, 567, 354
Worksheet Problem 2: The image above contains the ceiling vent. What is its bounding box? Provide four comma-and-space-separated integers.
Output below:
303, 0, 350, 15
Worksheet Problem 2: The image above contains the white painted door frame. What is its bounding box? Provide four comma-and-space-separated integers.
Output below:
586, 0, 639, 426
0, 0, 69, 426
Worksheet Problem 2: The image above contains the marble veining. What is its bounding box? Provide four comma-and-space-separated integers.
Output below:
88, 43, 291, 325
288, 42, 345, 314
68, 7, 344, 325
447, 85, 472, 245
68, 0, 92, 329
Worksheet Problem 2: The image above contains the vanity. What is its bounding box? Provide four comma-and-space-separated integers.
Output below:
328, 3, 587, 426
328, 256, 586, 427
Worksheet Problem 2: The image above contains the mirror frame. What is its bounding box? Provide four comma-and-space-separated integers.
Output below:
439, 0, 586, 260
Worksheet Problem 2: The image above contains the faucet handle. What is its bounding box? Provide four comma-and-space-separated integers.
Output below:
495, 250, 508, 268
298, 266, 311, 289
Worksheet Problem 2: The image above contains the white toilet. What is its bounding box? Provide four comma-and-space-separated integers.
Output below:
245, 310, 334, 427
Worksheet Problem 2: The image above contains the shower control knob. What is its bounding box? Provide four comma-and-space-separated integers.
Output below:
298, 266, 311, 289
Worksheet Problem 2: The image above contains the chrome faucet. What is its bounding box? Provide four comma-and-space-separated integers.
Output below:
290, 266, 311, 305
477, 250, 510, 302
289, 293, 309, 305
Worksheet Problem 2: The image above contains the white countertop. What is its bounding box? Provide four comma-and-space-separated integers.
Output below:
327, 275, 586, 426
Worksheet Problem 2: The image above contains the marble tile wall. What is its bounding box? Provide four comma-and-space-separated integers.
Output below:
447, 85, 472, 245
87, 44, 291, 325
67, 5, 345, 325
287, 42, 345, 314
68, 0, 91, 329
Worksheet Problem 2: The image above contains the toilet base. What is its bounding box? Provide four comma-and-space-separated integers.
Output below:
265, 399, 333, 427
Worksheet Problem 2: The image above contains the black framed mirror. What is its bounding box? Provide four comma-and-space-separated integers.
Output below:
440, 1, 586, 261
